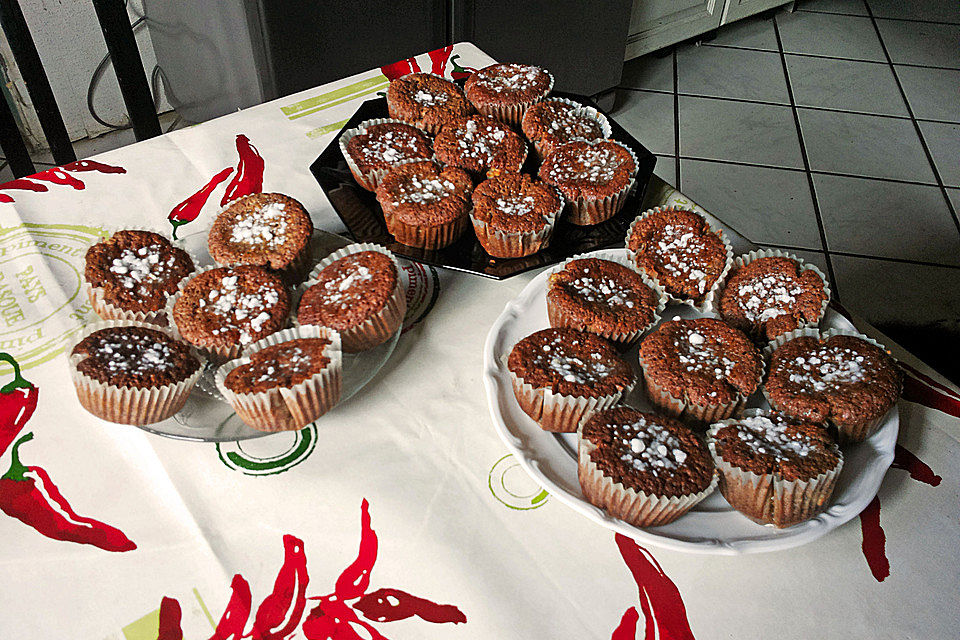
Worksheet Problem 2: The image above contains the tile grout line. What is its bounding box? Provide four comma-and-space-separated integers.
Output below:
771, 12, 840, 302
796, 7, 960, 26
699, 42, 960, 72
760, 242, 960, 270
862, 2, 960, 237
672, 47, 681, 190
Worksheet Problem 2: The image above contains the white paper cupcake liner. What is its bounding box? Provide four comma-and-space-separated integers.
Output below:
625, 205, 734, 313
525, 97, 613, 161
338, 118, 436, 191
546, 252, 668, 345
215, 326, 342, 432
295, 243, 407, 353
383, 203, 471, 250
762, 327, 899, 443
469, 69, 554, 127
469, 184, 562, 258
509, 369, 634, 433
706, 410, 843, 528
67, 319, 204, 425
578, 425, 718, 528
705, 248, 832, 342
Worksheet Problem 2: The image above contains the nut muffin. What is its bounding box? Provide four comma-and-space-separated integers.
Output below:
433, 115, 527, 179
464, 63, 553, 125
340, 119, 433, 191
470, 173, 562, 258
521, 98, 609, 160
386, 73, 472, 135
539, 139, 637, 225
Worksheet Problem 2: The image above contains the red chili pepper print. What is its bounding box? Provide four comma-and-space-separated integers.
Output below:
354, 588, 467, 624
0, 193, 13, 203
157, 597, 183, 640
220, 134, 265, 206
615, 533, 695, 640
61, 159, 126, 174
449, 54, 479, 81
0, 432, 136, 552
427, 45, 454, 76
1, 179, 47, 192
379, 57, 422, 81
859, 496, 890, 582
32, 167, 85, 190
0, 159, 124, 203
209, 575, 252, 640
0, 352, 39, 456
167, 167, 233, 239
250, 534, 309, 639
900, 362, 960, 419
335, 498, 378, 599
892, 444, 942, 486
611, 607, 640, 640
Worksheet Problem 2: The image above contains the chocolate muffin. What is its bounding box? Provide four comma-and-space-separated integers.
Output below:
579, 406, 716, 527
84, 229, 194, 324
341, 120, 433, 191
68, 321, 202, 425
627, 207, 730, 308
434, 115, 527, 179
707, 409, 843, 528
470, 173, 562, 258
376, 160, 474, 249
297, 245, 405, 353
638, 318, 763, 423
217, 327, 342, 432
539, 139, 637, 225
764, 332, 902, 442
507, 327, 636, 432
208, 193, 313, 277
547, 257, 663, 345
717, 254, 829, 342
171, 265, 290, 360
521, 98, 609, 160
386, 73, 472, 135
464, 63, 553, 125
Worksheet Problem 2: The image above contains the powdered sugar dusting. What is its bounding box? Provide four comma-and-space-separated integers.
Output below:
229, 202, 288, 248
785, 345, 867, 392
393, 174, 459, 205
354, 127, 427, 164
475, 64, 545, 93
545, 146, 628, 184
109, 244, 180, 296
200, 274, 282, 344
653, 223, 715, 294
530, 333, 613, 384
609, 415, 688, 477
737, 273, 804, 323
729, 415, 817, 459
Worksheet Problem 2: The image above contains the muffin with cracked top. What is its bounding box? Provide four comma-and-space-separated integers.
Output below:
340, 120, 434, 191
470, 173, 562, 258
521, 98, 609, 160
539, 139, 636, 225
434, 115, 527, 179
464, 63, 553, 125
386, 73, 472, 135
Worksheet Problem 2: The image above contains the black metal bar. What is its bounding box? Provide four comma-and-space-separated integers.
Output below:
0, 0, 75, 165
0, 91, 35, 177
92, 0, 161, 141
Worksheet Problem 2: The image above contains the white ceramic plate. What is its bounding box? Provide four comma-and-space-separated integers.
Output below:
482, 248, 899, 555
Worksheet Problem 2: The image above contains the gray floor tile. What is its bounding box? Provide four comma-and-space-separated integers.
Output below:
705, 17, 779, 51
798, 0, 868, 15
786, 55, 908, 116
947, 188, 960, 212
867, 0, 960, 23
680, 159, 822, 248
798, 109, 936, 181
679, 96, 803, 168
813, 173, 960, 265
678, 45, 789, 104
918, 120, 960, 187
654, 154, 678, 187
876, 19, 960, 69
777, 11, 885, 61
758, 245, 831, 272
613, 90, 675, 155
896, 66, 960, 122
621, 52, 674, 92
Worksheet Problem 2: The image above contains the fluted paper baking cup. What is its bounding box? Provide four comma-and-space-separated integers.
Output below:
546, 252, 668, 345
509, 369, 633, 433
296, 243, 406, 353
625, 205, 734, 313
762, 327, 899, 443
339, 118, 435, 191
383, 204, 471, 250
215, 326, 342, 432
469, 70, 554, 127
525, 97, 613, 161
67, 319, 204, 425
706, 411, 843, 528
469, 185, 562, 258
705, 248, 832, 342
578, 427, 718, 528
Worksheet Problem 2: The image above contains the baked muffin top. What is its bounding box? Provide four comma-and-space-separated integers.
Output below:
298, 250, 398, 332
765, 334, 901, 429
507, 327, 635, 397
344, 122, 433, 172
639, 318, 763, 407
224, 337, 332, 394
434, 115, 527, 177
582, 407, 714, 497
72, 325, 199, 388
376, 160, 474, 227
539, 139, 636, 200
386, 73, 472, 131
627, 209, 728, 304
464, 63, 552, 107
709, 411, 840, 482
85, 230, 194, 313
471, 173, 561, 233
208, 193, 313, 271
521, 99, 606, 155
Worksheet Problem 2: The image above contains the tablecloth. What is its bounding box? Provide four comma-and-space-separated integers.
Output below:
0, 43, 956, 640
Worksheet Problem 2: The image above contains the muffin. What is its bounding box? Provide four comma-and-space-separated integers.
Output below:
539, 139, 637, 226
68, 320, 202, 425
464, 63, 553, 125
764, 329, 902, 443
715, 251, 829, 342
638, 318, 763, 423
546, 256, 665, 345
433, 115, 527, 179
507, 327, 636, 432
208, 193, 313, 279
216, 326, 342, 432
84, 229, 195, 324
339, 119, 433, 191
386, 73, 472, 135
376, 160, 474, 249
579, 406, 717, 528
521, 98, 610, 160
297, 244, 406, 353
169, 265, 290, 361
707, 409, 842, 528
626, 207, 731, 309
470, 173, 562, 258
